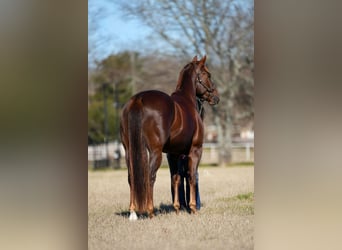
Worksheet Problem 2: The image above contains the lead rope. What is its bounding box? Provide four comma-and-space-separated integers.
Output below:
196, 97, 204, 117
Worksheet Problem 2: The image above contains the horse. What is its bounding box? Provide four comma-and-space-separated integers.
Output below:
120, 55, 219, 220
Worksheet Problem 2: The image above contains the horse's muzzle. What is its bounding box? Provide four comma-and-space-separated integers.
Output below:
209, 95, 220, 105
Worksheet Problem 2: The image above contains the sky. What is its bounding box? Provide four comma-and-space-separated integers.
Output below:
88, 0, 152, 63
89, 0, 253, 64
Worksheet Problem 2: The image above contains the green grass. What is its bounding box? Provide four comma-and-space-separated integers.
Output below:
210, 192, 254, 216
236, 192, 254, 201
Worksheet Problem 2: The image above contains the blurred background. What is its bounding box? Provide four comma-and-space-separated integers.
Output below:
88, 0, 254, 168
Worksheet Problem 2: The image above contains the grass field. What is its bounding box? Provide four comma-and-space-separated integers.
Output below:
88, 166, 254, 250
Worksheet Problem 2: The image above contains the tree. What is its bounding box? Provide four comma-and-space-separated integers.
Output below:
88, 52, 141, 144
118, 0, 254, 165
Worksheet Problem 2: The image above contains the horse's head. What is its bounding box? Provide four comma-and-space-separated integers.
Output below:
192, 55, 220, 105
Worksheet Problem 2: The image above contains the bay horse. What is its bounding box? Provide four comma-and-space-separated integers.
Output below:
120, 55, 219, 220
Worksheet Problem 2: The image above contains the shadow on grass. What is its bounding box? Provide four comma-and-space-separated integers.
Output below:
115, 203, 192, 219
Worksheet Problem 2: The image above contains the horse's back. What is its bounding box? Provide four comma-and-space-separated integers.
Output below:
122, 90, 173, 114
128, 90, 175, 119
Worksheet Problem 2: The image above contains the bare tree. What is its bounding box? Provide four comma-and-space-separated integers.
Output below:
117, 0, 254, 165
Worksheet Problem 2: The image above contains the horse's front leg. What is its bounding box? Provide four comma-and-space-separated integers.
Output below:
171, 173, 181, 213
167, 153, 181, 214
188, 146, 202, 214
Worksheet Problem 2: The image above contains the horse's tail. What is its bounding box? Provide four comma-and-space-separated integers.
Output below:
128, 98, 149, 212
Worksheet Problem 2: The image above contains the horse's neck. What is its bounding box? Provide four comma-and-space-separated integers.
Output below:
174, 68, 197, 105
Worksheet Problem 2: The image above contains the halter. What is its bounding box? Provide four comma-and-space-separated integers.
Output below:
196, 71, 216, 104
196, 73, 214, 93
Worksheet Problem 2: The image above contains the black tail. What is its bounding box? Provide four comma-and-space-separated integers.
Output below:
127, 98, 149, 212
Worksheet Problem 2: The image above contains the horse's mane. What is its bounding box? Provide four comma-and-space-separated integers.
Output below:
175, 62, 195, 90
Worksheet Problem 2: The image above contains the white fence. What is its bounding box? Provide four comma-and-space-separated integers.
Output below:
88, 140, 254, 167
200, 141, 254, 164
88, 142, 125, 161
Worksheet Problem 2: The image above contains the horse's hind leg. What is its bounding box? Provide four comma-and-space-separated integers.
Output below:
128, 177, 138, 220
147, 148, 162, 218
129, 189, 137, 221
126, 152, 138, 221
125, 151, 138, 220
121, 122, 138, 221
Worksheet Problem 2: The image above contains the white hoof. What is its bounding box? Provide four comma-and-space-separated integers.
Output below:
129, 211, 138, 221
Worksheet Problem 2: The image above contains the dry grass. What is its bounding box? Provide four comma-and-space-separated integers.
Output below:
88, 166, 254, 250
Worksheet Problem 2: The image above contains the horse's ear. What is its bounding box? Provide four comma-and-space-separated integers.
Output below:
199, 55, 207, 66
192, 55, 198, 62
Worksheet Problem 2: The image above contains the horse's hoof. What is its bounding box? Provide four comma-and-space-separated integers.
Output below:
174, 205, 180, 214
129, 211, 138, 221
190, 206, 197, 214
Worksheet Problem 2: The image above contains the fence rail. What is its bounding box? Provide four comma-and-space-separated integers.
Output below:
88, 140, 254, 168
